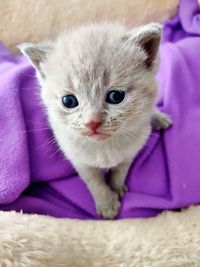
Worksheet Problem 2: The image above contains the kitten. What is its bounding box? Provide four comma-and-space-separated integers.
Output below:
19, 22, 172, 219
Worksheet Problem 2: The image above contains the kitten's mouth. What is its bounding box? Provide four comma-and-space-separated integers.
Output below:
87, 131, 111, 140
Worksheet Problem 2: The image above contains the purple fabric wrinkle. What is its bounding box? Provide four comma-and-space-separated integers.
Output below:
163, 0, 200, 42
0, 0, 200, 219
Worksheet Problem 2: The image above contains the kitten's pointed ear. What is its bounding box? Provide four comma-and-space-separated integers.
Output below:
128, 23, 162, 70
17, 42, 53, 77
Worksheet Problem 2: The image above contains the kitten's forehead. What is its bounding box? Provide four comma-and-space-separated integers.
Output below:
55, 23, 126, 68
45, 22, 149, 92
57, 22, 127, 50
56, 24, 140, 62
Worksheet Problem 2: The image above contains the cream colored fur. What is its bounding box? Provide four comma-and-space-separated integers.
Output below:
0, 207, 200, 267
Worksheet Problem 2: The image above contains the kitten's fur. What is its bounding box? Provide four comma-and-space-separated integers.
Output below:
19, 22, 172, 219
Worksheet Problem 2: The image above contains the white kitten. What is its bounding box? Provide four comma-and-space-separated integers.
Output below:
19, 22, 172, 219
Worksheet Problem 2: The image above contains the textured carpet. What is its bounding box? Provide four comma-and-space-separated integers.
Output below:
0, 0, 178, 52
0, 207, 200, 267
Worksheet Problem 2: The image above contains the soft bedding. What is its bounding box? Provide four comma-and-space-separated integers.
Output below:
0, 0, 200, 219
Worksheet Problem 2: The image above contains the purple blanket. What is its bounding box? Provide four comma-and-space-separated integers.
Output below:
1, 0, 200, 219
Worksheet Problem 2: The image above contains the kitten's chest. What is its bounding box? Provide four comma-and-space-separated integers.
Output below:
79, 144, 124, 168
63, 138, 134, 168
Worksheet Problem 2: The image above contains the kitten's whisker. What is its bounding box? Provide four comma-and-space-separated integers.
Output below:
22, 127, 50, 133
22, 86, 40, 91
20, 73, 36, 78
37, 137, 62, 160
25, 119, 48, 126
37, 136, 57, 152
48, 146, 63, 159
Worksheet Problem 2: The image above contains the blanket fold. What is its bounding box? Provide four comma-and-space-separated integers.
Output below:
0, 0, 200, 219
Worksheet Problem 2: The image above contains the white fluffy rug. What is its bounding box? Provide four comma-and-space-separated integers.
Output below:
0, 206, 200, 266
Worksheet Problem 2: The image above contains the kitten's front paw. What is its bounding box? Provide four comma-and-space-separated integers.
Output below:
151, 111, 172, 130
96, 192, 120, 219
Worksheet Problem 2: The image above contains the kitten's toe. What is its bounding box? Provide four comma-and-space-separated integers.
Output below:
96, 192, 120, 219
151, 112, 172, 130
112, 184, 128, 198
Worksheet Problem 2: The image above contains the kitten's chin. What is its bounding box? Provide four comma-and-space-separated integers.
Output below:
88, 132, 111, 141
76, 128, 113, 141
80, 131, 112, 141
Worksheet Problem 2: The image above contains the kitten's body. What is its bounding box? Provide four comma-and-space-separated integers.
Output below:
19, 22, 172, 219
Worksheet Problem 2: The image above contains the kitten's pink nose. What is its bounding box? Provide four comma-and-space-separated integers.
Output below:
85, 116, 102, 132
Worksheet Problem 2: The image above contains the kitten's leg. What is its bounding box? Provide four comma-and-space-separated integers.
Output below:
151, 109, 172, 130
74, 163, 120, 219
110, 159, 132, 198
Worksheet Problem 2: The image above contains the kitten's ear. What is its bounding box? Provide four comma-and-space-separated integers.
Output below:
128, 23, 162, 70
17, 42, 54, 77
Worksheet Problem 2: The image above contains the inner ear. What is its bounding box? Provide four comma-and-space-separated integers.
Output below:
18, 42, 54, 78
138, 30, 161, 69
126, 23, 162, 70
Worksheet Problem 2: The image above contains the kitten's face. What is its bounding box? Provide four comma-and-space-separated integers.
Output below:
20, 22, 161, 141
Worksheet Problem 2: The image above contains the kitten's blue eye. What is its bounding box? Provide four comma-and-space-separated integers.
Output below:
62, 95, 79, 108
106, 90, 125, 104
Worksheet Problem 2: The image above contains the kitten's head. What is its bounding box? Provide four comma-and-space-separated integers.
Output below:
19, 22, 161, 142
